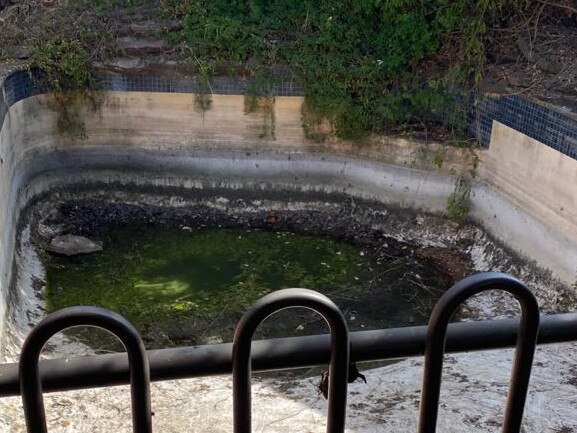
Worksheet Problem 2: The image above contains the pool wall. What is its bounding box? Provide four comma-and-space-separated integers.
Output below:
1, 85, 577, 341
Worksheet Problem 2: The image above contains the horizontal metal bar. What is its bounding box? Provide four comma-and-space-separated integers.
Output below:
3, 312, 577, 397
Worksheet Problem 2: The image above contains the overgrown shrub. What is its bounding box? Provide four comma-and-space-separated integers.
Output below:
166, 0, 529, 141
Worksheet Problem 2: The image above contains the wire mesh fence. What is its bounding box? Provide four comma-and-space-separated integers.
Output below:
2, 69, 577, 159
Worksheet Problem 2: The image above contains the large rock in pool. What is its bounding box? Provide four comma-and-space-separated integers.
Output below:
47, 235, 103, 256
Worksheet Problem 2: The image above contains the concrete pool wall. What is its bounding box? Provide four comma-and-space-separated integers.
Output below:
1, 85, 577, 342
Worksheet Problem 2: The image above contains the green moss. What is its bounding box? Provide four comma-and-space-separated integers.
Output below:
45, 226, 447, 348
45, 228, 366, 338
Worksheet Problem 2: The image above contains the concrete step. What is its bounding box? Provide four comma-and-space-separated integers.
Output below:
117, 36, 166, 56
115, 19, 182, 37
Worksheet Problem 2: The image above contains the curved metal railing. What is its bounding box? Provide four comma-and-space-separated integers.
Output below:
232, 288, 350, 433
19, 306, 152, 433
417, 272, 540, 433
9, 273, 549, 432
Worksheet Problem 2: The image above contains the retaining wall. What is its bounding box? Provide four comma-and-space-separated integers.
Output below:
476, 121, 577, 281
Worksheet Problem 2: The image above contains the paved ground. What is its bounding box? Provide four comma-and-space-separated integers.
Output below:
2, 342, 577, 432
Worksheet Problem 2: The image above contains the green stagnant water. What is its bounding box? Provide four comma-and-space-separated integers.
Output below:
45, 227, 444, 349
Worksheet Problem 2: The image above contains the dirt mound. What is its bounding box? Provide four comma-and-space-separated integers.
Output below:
414, 246, 473, 285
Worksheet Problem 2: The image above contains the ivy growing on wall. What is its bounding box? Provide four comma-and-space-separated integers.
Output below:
27, 0, 532, 141
31, 39, 104, 140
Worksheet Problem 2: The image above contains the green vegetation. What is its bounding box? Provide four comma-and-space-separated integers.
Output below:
45, 227, 445, 348
31, 39, 91, 89
16, 0, 539, 142
163, 0, 529, 140
46, 228, 371, 344
31, 39, 104, 139
192, 56, 214, 113
433, 149, 445, 169
244, 70, 276, 138
88, 0, 148, 15
447, 176, 472, 222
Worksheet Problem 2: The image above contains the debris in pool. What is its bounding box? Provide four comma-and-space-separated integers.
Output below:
47, 234, 103, 256
266, 210, 279, 224
348, 363, 367, 384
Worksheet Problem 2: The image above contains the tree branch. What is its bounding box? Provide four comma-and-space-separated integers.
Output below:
536, 0, 577, 16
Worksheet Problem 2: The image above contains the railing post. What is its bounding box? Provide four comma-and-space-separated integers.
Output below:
417, 272, 540, 433
19, 306, 152, 433
232, 288, 350, 433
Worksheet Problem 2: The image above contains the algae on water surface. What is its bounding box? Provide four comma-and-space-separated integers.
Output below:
45, 226, 445, 349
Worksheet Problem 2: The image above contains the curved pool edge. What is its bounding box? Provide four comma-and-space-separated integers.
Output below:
1, 90, 576, 347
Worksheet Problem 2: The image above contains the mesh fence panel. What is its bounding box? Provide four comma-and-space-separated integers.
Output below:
3, 70, 577, 159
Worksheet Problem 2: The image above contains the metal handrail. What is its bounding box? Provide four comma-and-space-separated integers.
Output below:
18, 306, 152, 433
232, 288, 350, 433
418, 272, 540, 433
2, 311, 574, 396
4, 273, 574, 431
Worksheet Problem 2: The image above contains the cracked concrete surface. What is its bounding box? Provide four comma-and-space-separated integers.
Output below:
3, 344, 577, 432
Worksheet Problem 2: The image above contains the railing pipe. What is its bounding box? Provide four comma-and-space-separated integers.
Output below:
418, 272, 540, 433
232, 288, 349, 433
1, 310, 574, 397
18, 306, 152, 433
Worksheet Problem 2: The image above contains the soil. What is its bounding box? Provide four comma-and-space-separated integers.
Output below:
482, 15, 577, 114
414, 246, 472, 283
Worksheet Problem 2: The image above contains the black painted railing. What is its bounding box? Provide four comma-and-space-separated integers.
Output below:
5, 272, 577, 432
